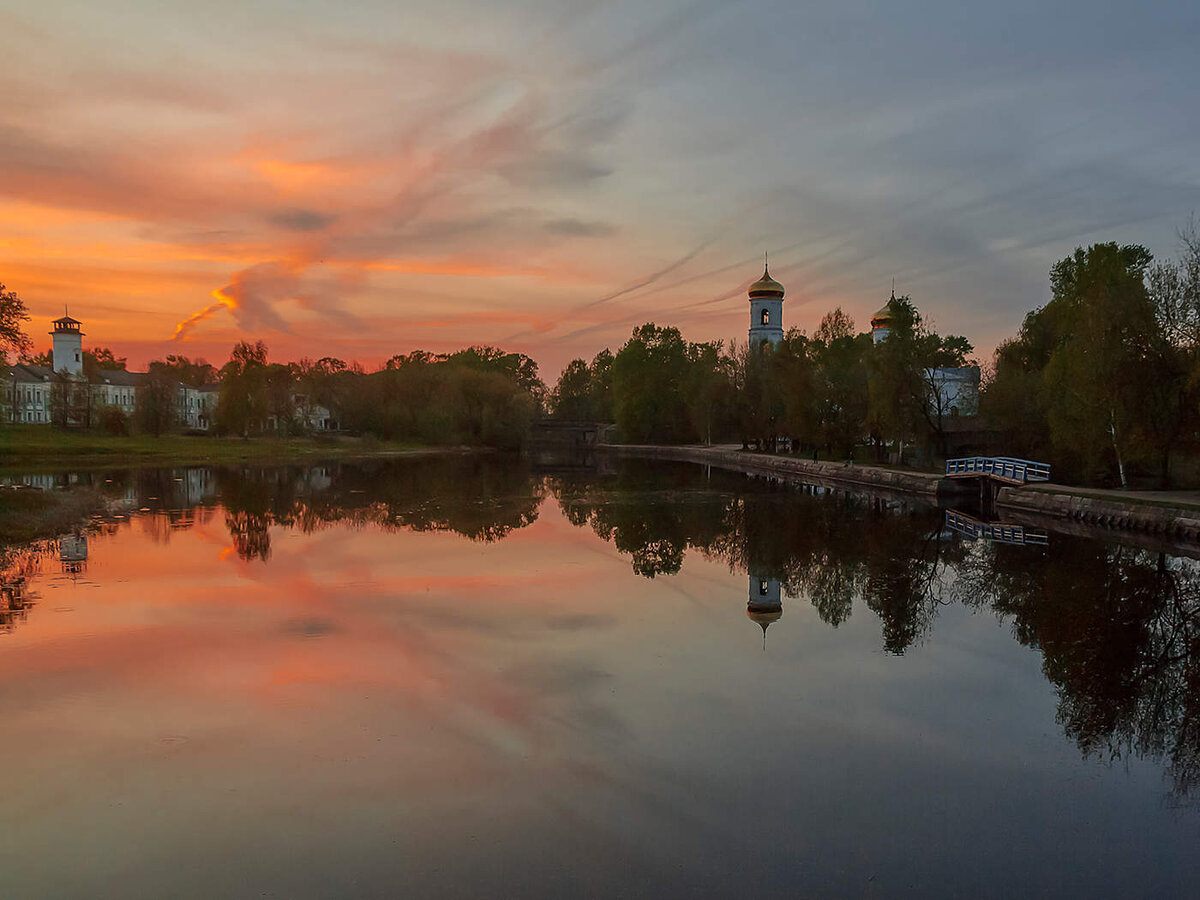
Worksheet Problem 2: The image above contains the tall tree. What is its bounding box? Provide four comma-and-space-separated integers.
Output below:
137, 362, 179, 436
217, 340, 270, 436
0, 281, 31, 364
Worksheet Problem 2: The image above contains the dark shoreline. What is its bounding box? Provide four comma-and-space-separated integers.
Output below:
606, 444, 1200, 543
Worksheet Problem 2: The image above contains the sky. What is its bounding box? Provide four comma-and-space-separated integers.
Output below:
2, 0, 1199, 377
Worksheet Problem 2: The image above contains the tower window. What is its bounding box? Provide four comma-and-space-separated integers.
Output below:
75, 352, 80, 362
761, 308, 769, 326
759, 579, 768, 596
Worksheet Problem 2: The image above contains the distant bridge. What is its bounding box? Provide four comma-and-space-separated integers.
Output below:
945, 456, 1050, 485
529, 420, 613, 448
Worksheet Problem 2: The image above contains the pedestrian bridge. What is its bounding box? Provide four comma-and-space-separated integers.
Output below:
944, 509, 1048, 546
945, 456, 1051, 485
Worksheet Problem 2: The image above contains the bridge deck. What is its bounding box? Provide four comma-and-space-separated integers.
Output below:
945, 456, 1050, 484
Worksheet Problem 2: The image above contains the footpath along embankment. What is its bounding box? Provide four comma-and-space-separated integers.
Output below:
606, 444, 1200, 541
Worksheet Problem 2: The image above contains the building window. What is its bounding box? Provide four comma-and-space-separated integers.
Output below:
760, 308, 769, 326
759, 579, 768, 596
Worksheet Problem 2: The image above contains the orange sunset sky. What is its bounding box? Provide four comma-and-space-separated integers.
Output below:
3, 0, 1199, 376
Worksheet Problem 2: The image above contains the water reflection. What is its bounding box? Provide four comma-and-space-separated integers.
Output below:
549, 463, 1200, 802
4, 455, 1200, 823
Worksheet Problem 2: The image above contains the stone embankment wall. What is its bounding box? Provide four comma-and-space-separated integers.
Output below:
605, 445, 947, 501
996, 487, 1200, 541
608, 444, 1200, 542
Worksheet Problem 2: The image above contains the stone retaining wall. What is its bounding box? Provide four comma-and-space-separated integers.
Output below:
605, 445, 945, 501
996, 487, 1200, 541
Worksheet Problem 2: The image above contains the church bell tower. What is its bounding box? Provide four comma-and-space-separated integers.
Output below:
747, 260, 784, 347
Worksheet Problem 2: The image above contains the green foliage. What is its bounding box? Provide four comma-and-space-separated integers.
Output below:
983, 241, 1192, 486
612, 324, 697, 442
137, 362, 179, 437
550, 349, 615, 422
337, 346, 540, 449
161, 354, 218, 387
810, 311, 871, 457
216, 340, 270, 436
95, 404, 130, 436
0, 281, 31, 363
83, 348, 126, 373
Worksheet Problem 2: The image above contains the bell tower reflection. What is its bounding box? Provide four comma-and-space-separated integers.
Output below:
747, 574, 782, 649
59, 533, 88, 574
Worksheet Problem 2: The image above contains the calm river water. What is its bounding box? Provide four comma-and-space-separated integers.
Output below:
1, 456, 1198, 898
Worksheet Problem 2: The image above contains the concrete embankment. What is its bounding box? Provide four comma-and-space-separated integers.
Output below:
607, 444, 1200, 543
996, 485, 1200, 542
604, 444, 953, 503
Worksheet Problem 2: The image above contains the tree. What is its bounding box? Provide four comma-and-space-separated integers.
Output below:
866, 296, 925, 462
137, 362, 179, 436
83, 348, 127, 373
771, 330, 816, 450
217, 340, 270, 436
612, 324, 694, 443
810, 312, 870, 458
1041, 244, 1157, 486
551, 359, 593, 419
0, 281, 31, 363
161, 354, 218, 387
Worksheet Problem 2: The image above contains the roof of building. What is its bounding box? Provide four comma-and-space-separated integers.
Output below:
748, 264, 785, 299
92, 369, 145, 387
6, 364, 52, 384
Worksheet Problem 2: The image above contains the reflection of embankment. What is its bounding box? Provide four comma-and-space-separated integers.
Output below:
6, 457, 546, 566
554, 458, 1200, 802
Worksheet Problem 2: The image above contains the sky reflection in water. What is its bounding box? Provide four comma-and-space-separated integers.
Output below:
1, 457, 1199, 899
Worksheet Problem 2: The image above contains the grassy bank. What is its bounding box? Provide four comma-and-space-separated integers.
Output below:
0, 486, 106, 546
0, 426, 431, 472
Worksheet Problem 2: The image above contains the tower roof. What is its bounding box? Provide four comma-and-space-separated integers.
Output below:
52, 314, 82, 326
748, 264, 785, 300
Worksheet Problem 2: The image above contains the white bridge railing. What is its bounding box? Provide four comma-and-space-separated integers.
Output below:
944, 510, 1049, 546
945, 456, 1050, 483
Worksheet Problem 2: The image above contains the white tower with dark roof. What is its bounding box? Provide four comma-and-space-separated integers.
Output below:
51, 314, 84, 377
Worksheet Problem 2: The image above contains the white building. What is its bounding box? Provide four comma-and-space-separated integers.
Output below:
747, 263, 785, 347
5, 313, 219, 429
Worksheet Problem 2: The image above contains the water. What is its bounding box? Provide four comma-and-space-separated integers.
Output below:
1, 456, 1198, 898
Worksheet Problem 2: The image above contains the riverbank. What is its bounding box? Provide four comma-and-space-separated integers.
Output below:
0, 485, 106, 547
997, 483, 1200, 541
608, 443, 1200, 541
0, 427, 443, 473
606, 444, 948, 501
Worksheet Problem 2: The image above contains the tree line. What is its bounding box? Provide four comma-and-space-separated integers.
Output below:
551, 303, 973, 461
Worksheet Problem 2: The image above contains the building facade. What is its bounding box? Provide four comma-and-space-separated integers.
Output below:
4, 314, 219, 429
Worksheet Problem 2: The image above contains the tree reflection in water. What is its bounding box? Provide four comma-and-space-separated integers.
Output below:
551, 461, 1200, 801
213, 456, 543, 561
6, 456, 1200, 801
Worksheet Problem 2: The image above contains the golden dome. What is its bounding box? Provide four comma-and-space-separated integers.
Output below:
871, 303, 894, 325
747, 606, 782, 629
748, 265, 785, 299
